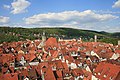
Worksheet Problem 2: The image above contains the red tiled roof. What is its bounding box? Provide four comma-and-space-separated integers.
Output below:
115, 50, 120, 54
56, 70, 62, 78
16, 53, 23, 61
71, 68, 83, 77
0, 54, 14, 65
50, 50, 59, 58
53, 60, 63, 70
82, 69, 92, 80
1, 73, 18, 80
44, 66, 56, 80
94, 62, 120, 80
57, 78, 63, 80
45, 37, 58, 47
24, 53, 36, 62
20, 69, 28, 77
62, 62, 69, 71
2, 67, 8, 74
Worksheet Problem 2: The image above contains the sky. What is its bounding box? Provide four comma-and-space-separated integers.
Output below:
0, 0, 120, 32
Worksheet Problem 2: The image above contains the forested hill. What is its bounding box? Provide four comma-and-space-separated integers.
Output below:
0, 27, 120, 45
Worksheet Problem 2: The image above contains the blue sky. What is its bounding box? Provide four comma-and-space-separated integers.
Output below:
0, 0, 120, 32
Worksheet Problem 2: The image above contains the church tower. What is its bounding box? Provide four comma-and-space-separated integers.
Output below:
42, 32, 46, 42
37, 32, 46, 48
94, 35, 97, 42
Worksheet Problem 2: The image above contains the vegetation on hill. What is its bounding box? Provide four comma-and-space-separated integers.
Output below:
0, 27, 120, 45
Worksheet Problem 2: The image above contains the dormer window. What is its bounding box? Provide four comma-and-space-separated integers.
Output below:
101, 50, 106, 53
118, 59, 120, 62
94, 73, 96, 75
110, 77, 113, 80
103, 75, 107, 78
66, 73, 69, 76
53, 47, 57, 50
98, 72, 101, 75
11, 74, 14, 77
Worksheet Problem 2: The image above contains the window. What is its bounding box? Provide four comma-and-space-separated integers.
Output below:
98, 72, 101, 75
110, 77, 113, 80
94, 73, 96, 75
103, 75, 107, 78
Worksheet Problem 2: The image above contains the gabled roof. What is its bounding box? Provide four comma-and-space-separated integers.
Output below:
24, 53, 36, 62
62, 62, 69, 71
45, 37, 58, 47
20, 69, 28, 77
71, 68, 83, 77
16, 53, 23, 61
115, 49, 120, 54
44, 66, 56, 80
0, 54, 14, 65
54, 70, 63, 78
50, 50, 59, 58
1, 73, 18, 80
53, 60, 63, 70
94, 62, 120, 80
28, 68, 38, 79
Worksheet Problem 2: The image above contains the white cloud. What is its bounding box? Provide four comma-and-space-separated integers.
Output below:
112, 0, 120, 8
93, 10, 120, 14
25, 10, 118, 26
3, 5, 11, 9
11, 0, 31, 14
0, 16, 10, 23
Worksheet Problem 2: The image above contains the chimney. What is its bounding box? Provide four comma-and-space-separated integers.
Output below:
94, 35, 97, 42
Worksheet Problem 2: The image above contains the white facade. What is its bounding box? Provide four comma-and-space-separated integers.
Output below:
110, 53, 120, 60
86, 66, 91, 72
118, 40, 120, 45
91, 51, 100, 59
91, 75, 98, 80
20, 56, 26, 66
70, 63, 77, 69
24, 77, 29, 80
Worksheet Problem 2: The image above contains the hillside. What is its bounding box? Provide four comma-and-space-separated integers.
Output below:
0, 27, 120, 45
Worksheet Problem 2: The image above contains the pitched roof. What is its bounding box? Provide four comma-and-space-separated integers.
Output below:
45, 37, 58, 47
50, 50, 59, 58
62, 62, 69, 71
28, 68, 38, 79
1, 73, 18, 80
94, 62, 120, 80
44, 66, 56, 80
0, 54, 14, 65
71, 68, 83, 77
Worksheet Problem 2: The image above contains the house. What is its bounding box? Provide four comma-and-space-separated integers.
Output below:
94, 62, 120, 80
0, 54, 15, 67
71, 68, 84, 80
45, 37, 58, 49
15, 53, 26, 67
0, 73, 18, 80
28, 68, 38, 80
110, 53, 120, 60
